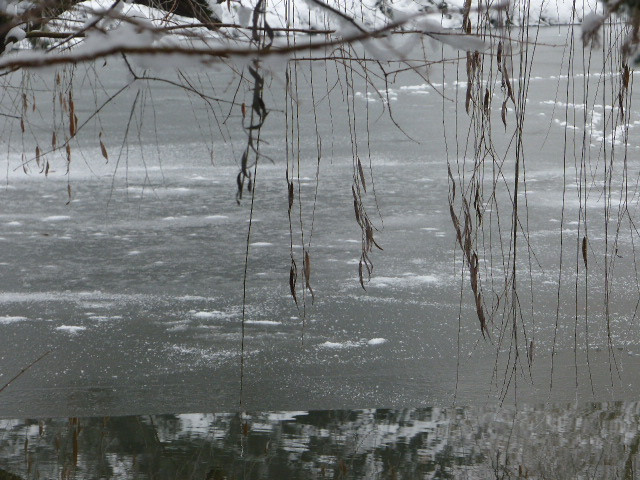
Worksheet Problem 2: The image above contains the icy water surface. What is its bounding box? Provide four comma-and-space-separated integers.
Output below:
2, 25, 640, 422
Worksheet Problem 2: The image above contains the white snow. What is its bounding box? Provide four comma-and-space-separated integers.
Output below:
245, 320, 281, 325
192, 310, 227, 319
319, 341, 361, 349
0, 316, 28, 323
369, 274, 439, 288
368, 338, 388, 346
42, 215, 71, 222
55, 325, 86, 333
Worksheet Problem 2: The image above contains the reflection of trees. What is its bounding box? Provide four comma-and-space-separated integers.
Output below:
3, 403, 640, 478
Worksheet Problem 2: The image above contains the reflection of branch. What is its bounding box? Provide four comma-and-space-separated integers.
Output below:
0, 350, 51, 394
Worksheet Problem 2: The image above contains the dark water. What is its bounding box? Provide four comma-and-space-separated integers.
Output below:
2, 402, 640, 479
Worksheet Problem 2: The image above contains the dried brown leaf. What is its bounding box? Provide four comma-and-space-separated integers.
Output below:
357, 158, 366, 192
288, 181, 294, 214
100, 139, 108, 162
501, 100, 507, 129
289, 261, 298, 305
623, 64, 630, 90
304, 250, 314, 302
503, 66, 515, 103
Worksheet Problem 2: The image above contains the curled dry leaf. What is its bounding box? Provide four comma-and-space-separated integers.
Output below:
623, 63, 630, 90
503, 65, 515, 103
69, 93, 76, 137
289, 260, 298, 305
501, 100, 508, 129
357, 158, 366, 192
352, 185, 361, 226
100, 136, 109, 162
304, 250, 314, 302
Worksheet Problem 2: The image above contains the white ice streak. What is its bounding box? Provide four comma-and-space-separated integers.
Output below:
319, 340, 361, 349
55, 325, 86, 333
319, 338, 389, 348
192, 310, 228, 319
245, 320, 281, 325
0, 315, 28, 323
368, 273, 439, 288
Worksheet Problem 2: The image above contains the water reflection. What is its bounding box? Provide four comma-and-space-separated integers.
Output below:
1, 402, 639, 479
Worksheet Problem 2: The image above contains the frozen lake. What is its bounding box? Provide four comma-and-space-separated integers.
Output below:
1, 24, 640, 421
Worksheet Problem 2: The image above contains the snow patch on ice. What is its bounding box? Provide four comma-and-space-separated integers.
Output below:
192, 310, 227, 319
56, 325, 86, 334
250, 242, 273, 247
368, 338, 388, 346
245, 320, 281, 325
369, 274, 439, 288
42, 215, 71, 222
0, 316, 28, 324
319, 341, 361, 349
